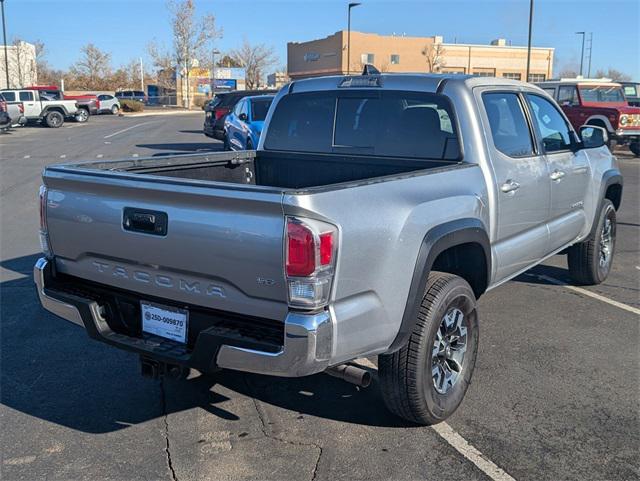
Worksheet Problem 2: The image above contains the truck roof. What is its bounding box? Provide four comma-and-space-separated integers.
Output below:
287, 73, 543, 95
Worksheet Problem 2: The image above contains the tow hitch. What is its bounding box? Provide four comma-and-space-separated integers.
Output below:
140, 356, 190, 380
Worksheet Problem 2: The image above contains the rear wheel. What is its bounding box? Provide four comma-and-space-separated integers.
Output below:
75, 108, 89, 123
567, 199, 616, 285
379, 272, 479, 425
630, 142, 640, 157
44, 111, 64, 128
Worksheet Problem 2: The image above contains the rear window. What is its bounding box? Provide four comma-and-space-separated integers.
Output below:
264, 90, 460, 160
251, 99, 273, 121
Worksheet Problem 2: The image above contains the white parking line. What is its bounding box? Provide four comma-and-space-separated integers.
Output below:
431, 423, 516, 481
96, 154, 103, 158
103, 121, 155, 139
131, 153, 139, 158
59, 155, 66, 159
527, 273, 640, 316
23, 155, 30, 159
355, 358, 516, 481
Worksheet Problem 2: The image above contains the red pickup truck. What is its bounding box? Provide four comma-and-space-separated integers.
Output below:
538, 79, 640, 156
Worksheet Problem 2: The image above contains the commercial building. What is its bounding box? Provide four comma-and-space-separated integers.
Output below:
267, 71, 290, 89
175, 66, 246, 107
0, 41, 38, 89
288, 31, 553, 82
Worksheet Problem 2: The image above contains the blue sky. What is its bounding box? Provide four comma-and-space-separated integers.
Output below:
5, 0, 640, 79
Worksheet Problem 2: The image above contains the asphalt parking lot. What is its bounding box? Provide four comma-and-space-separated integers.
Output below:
1, 114, 638, 481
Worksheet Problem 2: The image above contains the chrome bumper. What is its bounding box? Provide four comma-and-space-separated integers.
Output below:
34, 257, 332, 377
615, 129, 640, 137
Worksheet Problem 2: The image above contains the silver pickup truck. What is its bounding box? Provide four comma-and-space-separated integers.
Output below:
34, 73, 622, 425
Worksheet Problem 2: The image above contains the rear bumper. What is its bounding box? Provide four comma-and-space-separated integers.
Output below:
34, 258, 332, 377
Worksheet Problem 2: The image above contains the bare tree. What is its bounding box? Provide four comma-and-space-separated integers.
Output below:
216, 54, 241, 68
10, 37, 38, 87
595, 68, 631, 82
231, 39, 276, 90
69, 43, 112, 90
558, 68, 579, 78
421, 42, 446, 73
167, 0, 221, 107
147, 41, 177, 90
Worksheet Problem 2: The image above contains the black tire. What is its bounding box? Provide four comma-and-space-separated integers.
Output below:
223, 133, 231, 151
630, 142, 640, 157
44, 110, 64, 128
379, 272, 479, 425
111, 104, 120, 115
567, 199, 616, 285
246, 138, 253, 150
75, 108, 89, 123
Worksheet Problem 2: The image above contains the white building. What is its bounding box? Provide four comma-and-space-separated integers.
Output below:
0, 41, 38, 89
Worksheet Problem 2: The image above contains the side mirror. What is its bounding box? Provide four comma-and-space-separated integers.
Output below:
238, 113, 248, 122
580, 125, 608, 149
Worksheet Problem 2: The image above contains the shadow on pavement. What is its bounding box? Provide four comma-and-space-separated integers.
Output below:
137, 142, 222, 153
1, 253, 404, 435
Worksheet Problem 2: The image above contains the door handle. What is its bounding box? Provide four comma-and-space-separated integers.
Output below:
500, 179, 521, 193
550, 170, 566, 181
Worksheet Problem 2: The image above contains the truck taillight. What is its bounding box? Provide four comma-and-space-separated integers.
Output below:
285, 217, 337, 309
18, 103, 24, 114
39, 185, 52, 258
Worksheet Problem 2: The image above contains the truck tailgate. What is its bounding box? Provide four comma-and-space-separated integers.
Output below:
44, 170, 287, 321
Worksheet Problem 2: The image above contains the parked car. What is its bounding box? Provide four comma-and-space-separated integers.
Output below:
0, 92, 25, 128
0, 89, 79, 127
620, 81, 640, 107
204, 89, 277, 140
0, 97, 10, 130
223, 94, 275, 150
34, 73, 622, 425
538, 79, 640, 156
97, 94, 121, 114
25, 86, 96, 122
115, 90, 147, 103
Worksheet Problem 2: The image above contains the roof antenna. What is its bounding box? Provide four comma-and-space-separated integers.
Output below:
362, 64, 380, 75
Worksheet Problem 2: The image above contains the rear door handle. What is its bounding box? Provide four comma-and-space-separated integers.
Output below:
500, 179, 521, 194
550, 170, 566, 181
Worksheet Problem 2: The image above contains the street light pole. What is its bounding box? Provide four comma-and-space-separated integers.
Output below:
576, 31, 586, 76
1, 0, 9, 88
211, 49, 220, 96
347, 2, 361, 75
525, 0, 534, 82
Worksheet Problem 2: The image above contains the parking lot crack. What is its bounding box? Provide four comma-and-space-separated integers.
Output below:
251, 395, 323, 481
160, 379, 179, 481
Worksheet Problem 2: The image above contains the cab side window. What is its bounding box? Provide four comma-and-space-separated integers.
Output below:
558, 86, 579, 106
19, 91, 34, 101
525, 94, 573, 153
483, 92, 535, 157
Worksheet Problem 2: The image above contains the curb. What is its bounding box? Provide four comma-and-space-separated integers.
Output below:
122, 110, 202, 118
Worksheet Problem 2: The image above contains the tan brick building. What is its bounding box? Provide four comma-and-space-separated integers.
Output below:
288, 31, 553, 82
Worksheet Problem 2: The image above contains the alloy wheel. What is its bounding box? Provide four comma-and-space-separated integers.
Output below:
431, 307, 467, 394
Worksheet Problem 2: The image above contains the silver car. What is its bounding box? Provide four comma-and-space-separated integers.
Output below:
97, 94, 121, 115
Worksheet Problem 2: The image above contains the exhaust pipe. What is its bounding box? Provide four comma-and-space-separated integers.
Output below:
325, 364, 372, 388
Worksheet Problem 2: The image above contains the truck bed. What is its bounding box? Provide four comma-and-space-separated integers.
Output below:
55, 150, 461, 191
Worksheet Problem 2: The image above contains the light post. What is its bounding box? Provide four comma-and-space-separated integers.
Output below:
347, 2, 361, 75
576, 31, 586, 76
1, 0, 9, 88
525, 0, 534, 82
211, 48, 220, 96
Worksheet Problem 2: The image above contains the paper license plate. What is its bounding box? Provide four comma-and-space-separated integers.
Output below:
141, 301, 188, 344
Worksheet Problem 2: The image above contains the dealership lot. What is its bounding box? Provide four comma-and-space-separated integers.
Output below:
1, 115, 638, 481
